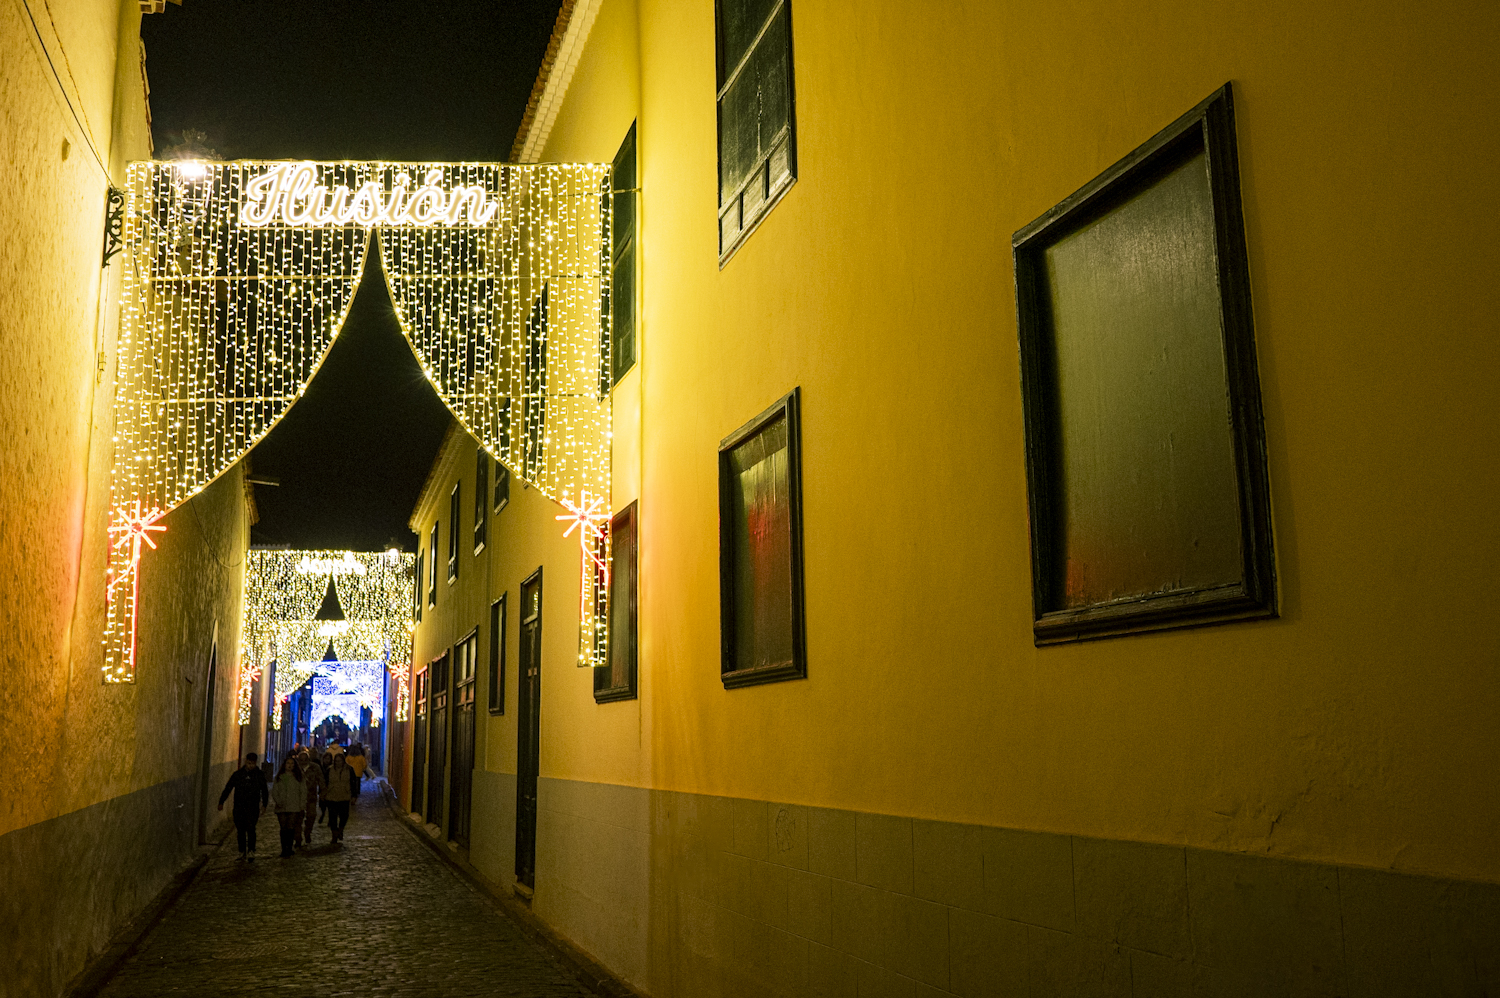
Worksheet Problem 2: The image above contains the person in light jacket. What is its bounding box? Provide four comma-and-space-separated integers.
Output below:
298, 749, 324, 846
270, 756, 304, 858
323, 752, 356, 845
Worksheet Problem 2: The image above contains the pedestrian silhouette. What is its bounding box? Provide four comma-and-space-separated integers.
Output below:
218, 753, 268, 861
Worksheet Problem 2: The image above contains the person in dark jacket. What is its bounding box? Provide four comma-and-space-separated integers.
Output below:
298, 749, 323, 846
218, 753, 269, 861
317, 751, 334, 824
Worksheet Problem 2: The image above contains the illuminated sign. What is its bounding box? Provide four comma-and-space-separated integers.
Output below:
238, 163, 500, 228
296, 552, 367, 576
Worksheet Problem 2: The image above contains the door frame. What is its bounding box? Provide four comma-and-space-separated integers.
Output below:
411, 665, 429, 814
196, 639, 218, 844
514, 566, 543, 890
426, 650, 450, 823
449, 626, 479, 847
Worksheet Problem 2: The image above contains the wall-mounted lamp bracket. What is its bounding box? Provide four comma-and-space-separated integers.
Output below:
102, 186, 125, 267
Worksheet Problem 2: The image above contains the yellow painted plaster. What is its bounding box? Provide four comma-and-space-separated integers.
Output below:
0, 0, 249, 838
519, 0, 1500, 885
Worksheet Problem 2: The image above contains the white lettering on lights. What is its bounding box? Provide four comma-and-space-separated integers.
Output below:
239, 164, 499, 228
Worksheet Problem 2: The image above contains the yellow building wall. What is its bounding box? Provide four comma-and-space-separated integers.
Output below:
535, 0, 650, 793
409, 422, 629, 795
0, 3, 251, 993
518, 0, 1500, 887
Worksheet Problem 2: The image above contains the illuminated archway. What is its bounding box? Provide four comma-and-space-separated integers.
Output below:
239, 549, 412, 729
108, 160, 613, 684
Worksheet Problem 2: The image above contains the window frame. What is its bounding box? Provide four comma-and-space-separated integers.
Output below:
474, 451, 488, 554
488, 593, 507, 714
607, 122, 638, 388
1012, 83, 1276, 645
447, 483, 460, 583
428, 521, 438, 607
493, 460, 510, 513
717, 387, 806, 688
455, 626, 478, 708
715, 0, 798, 266
415, 549, 424, 621
594, 502, 639, 703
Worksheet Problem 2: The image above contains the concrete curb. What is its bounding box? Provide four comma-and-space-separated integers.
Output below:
378, 779, 642, 998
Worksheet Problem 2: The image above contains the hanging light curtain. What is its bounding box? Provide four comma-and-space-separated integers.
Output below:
239, 549, 414, 728
108, 163, 374, 681
376, 163, 613, 669
109, 161, 611, 684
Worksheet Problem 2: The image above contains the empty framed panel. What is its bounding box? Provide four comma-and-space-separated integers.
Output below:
718, 388, 805, 687
1012, 83, 1275, 644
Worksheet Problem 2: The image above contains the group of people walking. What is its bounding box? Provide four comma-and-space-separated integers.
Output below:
217, 742, 369, 860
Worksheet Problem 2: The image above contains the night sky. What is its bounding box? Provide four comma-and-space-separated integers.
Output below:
140, 1, 561, 551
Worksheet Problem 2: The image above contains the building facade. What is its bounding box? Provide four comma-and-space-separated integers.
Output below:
401, 0, 1500, 995
0, 4, 252, 996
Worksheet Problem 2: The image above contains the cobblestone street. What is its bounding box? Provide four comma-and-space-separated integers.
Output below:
96, 783, 593, 998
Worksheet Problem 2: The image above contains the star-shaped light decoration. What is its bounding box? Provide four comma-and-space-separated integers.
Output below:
555, 493, 611, 576
107, 502, 167, 596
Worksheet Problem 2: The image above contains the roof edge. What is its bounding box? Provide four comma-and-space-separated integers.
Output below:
509, 0, 602, 162
408, 418, 465, 532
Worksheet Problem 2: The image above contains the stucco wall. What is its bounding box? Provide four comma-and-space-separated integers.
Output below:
412, 0, 1500, 989
0, 3, 251, 995
601, 0, 1496, 882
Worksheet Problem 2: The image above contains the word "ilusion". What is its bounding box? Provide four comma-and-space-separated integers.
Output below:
239, 164, 500, 228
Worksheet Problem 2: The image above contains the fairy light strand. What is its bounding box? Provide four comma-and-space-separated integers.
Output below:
238, 549, 414, 727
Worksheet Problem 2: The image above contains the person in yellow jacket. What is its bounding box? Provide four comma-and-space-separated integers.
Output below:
347, 743, 368, 781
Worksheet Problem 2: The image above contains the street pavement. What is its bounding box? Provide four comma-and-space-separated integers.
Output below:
95, 782, 593, 997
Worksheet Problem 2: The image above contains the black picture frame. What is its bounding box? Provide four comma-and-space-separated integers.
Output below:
1012, 83, 1276, 645
718, 387, 806, 687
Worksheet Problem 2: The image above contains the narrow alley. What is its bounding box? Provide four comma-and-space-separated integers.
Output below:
94, 788, 591, 998
7, 2, 1500, 996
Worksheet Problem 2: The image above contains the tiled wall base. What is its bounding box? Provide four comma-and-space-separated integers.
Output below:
0, 762, 234, 998
516, 777, 1500, 998
469, 768, 518, 887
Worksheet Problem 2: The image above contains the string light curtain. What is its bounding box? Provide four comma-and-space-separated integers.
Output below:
108, 161, 612, 683
239, 549, 414, 727
376, 163, 613, 669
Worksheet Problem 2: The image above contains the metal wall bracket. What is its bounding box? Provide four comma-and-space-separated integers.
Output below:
102, 186, 125, 267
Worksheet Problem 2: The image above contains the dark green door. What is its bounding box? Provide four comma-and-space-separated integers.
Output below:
426, 652, 449, 822
514, 569, 542, 888
449, 632, 477, 847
